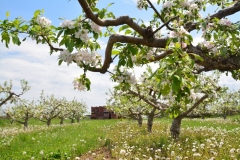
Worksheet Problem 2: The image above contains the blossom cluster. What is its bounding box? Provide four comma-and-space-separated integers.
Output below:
219, 18, 232, 26
169, 26, 189, 40
72, 78, 87, 91
60, 20, 75, 29
59, 49, 102, 67
136, 0, 148, 10
36, 16, 51, 27
113, 67, 137, 85
59, 19, 101, 44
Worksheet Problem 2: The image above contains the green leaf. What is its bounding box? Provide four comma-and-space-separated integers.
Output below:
128, 45, 138, 55
148, 67, 159, 79
6, 11, 10, 18
21, 25, 29, 31
107, 2, 114, 7
12, 35, 21, 45
57, 30, 63, 39
85, 78, 91, 91
162, 84, 170, 95
172, 75, 181, 92
125, 29, 132, 35
34, 10, 41, 18
58, 59, 63, 66
93, 32, 99, 39
66, 41, 75, 53
1, 31, 10, 48
119, 25, 129, 32
112, 49, 120, 55
189, 53, 204, 62
175, 42, 181, 48
213, 32, 218, 40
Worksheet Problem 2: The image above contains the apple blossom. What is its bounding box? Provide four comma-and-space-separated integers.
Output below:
36, 16, 51, 27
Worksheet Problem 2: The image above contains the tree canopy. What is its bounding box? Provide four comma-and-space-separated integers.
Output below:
0, 0, 239, 99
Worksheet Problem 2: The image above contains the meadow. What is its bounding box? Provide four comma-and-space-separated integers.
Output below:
0, 116, 240, 160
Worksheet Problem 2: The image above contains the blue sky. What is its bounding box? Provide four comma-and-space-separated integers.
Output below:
1, 0, 240, 112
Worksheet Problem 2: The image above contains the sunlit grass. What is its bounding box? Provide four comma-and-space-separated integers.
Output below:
1, 116, 240, 159
102, 117, 240, 159
0, 119, 117, 159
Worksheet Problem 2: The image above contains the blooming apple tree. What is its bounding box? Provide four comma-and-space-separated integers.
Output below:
106, 89, 161, 129
34, 91, 67, 126
108, 65, 223, 137
209, 88, 240, 119
1, 0, 240, 132
0, 80, 30, 107
4, 99, 36, 128
67, 99, 87, 123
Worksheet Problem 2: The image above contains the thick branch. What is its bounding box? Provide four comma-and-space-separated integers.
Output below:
88, 34, 167, 73
78, 0, 148, 38
178, 95, 208, 119
0, 92, 22, 106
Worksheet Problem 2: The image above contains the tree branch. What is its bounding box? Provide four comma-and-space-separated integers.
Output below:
146, 0, 175, 31
78, 0, 149, 38
186, 2, 240, 32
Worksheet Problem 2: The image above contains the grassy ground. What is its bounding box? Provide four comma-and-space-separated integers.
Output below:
0, 116, 240, 159
0, 118, 117, 159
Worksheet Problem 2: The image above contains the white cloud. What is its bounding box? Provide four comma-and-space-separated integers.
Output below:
0, 39, 115, 112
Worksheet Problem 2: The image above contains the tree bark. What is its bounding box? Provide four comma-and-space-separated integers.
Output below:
170, 117, 182, 139
47, 119, 51, 126
147, 108, 156, 133
76, 117, 80, 123
24, 121, 28, 129
71, 118, 75, 123
137, 114, 143, 127
60, 117, 64, 125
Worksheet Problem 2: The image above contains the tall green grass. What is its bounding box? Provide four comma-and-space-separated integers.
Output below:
0, 119, 117, 159
1, 116, 240, 159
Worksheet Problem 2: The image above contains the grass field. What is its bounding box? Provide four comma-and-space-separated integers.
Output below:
0, 116, 240, 159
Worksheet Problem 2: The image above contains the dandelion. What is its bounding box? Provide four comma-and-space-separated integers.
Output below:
230, 148, 235, 154
22, 151, 26, 155
193, 153, 201, 156
39, 150, 44, 155
120, 149, 126, 155
75, 157, 80, 160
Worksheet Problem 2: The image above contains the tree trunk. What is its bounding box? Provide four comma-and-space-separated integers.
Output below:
24, 121, 28, 129
137, 114, 143, 127
147, 108, 156, 133
223, 109, 227, 120
76, 117, 80, 123
47, 119, 51, 126
60, 117, 64, 125
170, 117, 182, 139
71, 118, 75, 123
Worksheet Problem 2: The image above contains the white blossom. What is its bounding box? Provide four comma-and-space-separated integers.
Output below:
60, 20, 75, 29
163, 1, 173, 9
219, 19, 232, 26
59, 49, 73, 66
73, 79, 86, 91
90, 21, 101, 33
36, 17, 51, 27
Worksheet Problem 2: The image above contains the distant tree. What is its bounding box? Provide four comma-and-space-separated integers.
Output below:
4, 99, 35, 129
35, 91, 65, 126
67, 99, 87, 123
0, 80, 30, 107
